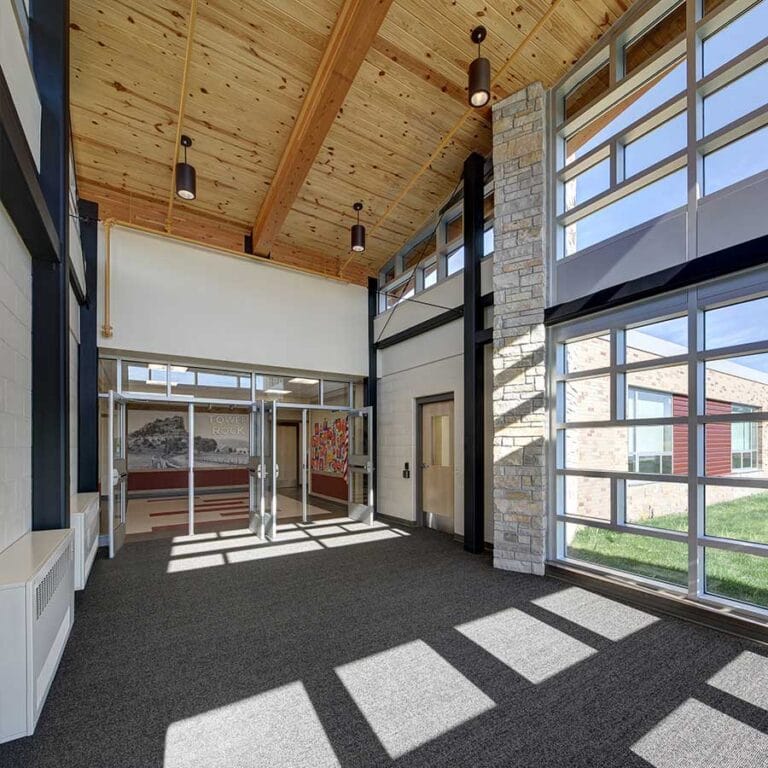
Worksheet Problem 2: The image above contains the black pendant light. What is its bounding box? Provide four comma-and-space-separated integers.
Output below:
468, 26, 490, 108
175, 134, 197, 200
351, 202, 365, 253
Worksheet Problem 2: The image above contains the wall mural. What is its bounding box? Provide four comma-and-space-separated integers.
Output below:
311, 417, 348, 477
127, 410, 249, 470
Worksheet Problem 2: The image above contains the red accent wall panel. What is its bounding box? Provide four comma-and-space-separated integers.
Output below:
706, 399, 732, 477
671, 395, 732, 476
128, 468, 248, 492
311, 472, 348, 501
672, 395, 688, 475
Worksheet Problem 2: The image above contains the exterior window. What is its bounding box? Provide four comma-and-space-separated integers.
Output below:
732, 405, 759, 471
385, 275, 415, 307
565, 60, 685, 162
565, 159, 610, 211
623, 113, 686, 178
702, 0, 768, 76
565, 168, 686, 256
564, 63, 610, 119
703, 62, 768, 136
554, 284, 768, 614
445, 214, 462, 244
703, 124, 768, 195
624, 3, 686, 76
627, 388, 673, 474
447, 247, 464, 275
483, 226, 494, 256
423, 260, 437, 288
403, 233, 436, 271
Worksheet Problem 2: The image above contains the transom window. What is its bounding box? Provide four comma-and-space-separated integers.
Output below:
377, 183, 494, 314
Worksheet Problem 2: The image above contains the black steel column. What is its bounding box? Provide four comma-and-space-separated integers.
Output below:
463, 152, 485, 553
78, 199, 99, 492
31, 0, 70, 529
366, 277, 378, 514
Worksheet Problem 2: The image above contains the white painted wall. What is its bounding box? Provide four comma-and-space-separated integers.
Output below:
0, 203, 32, 553
0, 0, 40, 168
377, 287, 493, 543
373, 258, 493, 342
97, 226, 368, 376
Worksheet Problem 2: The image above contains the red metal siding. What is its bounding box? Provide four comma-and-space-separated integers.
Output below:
671, 395, 732, 476
706, 399, 732, 476
672, 395, 688, 475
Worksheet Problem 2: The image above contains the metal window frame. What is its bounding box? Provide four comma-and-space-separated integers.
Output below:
549, 272, 768, 620
376, 180, 495, 314
548, 0, 768, 283
102, 354, 356, 409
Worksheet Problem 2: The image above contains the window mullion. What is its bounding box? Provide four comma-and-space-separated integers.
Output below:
687, 288, 703, 598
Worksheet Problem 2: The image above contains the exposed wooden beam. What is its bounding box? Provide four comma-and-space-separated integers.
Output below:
251, 0, 395, 256
339, 0, 565, 277
165, 0, 198, 232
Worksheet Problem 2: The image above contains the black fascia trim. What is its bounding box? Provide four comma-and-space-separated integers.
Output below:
366, 277, 378, 513
463, 151, 485, 555
374, 291, 492, 351
0, 67, 59, 262
375, 306, 464, 350
545, 234, 768, 326
78, 198, 99, 493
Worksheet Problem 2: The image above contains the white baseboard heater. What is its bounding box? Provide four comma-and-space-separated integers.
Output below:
0, 529, 74, 743
71, 493, 99, 590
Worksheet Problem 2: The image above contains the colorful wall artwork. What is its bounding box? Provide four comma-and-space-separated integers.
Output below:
311, 417, 348, 477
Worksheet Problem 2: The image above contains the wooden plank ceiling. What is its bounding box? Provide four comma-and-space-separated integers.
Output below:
70, 0, 631, 285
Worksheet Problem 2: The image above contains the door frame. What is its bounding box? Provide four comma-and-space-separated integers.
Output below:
415, 393, 455, 528
276, 421, 301, 488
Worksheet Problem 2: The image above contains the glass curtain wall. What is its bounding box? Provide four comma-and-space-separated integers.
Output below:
551, 272, 768, 616
552, 0, 768, 260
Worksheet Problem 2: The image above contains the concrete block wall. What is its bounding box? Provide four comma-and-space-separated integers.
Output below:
0, 204, 33, 553
491, 83, 548, 574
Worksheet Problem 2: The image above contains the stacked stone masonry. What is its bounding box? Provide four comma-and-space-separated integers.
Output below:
491, 83, 548, 575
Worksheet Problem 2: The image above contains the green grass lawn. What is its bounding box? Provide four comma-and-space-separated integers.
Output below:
569, 492, 768, 607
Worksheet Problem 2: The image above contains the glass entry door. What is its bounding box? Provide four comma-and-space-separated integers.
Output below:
248, 400, 276, 539
107, 391, 128, 557
347, 407, 374, 525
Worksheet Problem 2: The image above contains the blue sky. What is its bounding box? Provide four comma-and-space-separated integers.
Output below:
566, 0, 768, 254
635, 297, 768, 373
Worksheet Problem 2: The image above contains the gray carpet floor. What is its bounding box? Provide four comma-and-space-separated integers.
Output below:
2, 522, 768, 767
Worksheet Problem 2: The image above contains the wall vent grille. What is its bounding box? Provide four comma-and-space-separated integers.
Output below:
35, 543, 73, 621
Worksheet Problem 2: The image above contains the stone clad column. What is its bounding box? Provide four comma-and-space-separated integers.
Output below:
491, 83, 548, 575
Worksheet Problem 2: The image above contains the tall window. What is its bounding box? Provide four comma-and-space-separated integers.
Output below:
552, 277, 768, 616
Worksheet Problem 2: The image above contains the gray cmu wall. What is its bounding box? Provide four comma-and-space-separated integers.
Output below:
0, 203, 33, 553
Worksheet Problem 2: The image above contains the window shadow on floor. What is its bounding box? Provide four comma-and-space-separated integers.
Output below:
1, 525, 766, 768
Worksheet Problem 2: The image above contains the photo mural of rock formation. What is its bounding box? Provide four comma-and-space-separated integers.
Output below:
127, 411, 249, 470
